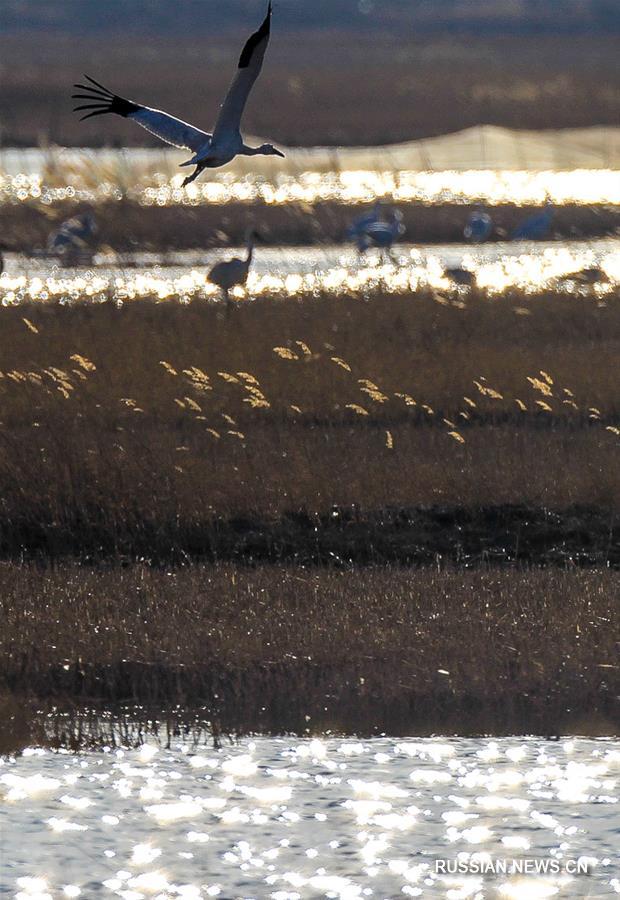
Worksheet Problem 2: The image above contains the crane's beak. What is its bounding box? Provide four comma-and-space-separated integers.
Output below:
273, 148, 285, 158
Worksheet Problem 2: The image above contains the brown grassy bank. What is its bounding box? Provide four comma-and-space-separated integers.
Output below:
0, 289, 618, 561
3, 201, 620, 253
1, 563, 618, 752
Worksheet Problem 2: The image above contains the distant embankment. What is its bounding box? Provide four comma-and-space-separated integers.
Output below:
1, 127, 620, 211
3, 126, 620, 179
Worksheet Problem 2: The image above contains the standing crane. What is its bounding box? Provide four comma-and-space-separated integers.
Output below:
464, 208, 493, 243
512, 200, 554, 241
207, 231, 257, 307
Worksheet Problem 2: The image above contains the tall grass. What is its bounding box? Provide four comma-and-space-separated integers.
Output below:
0, 562, 618, 750
0, 289, 617, 559
0, 288, 616, 748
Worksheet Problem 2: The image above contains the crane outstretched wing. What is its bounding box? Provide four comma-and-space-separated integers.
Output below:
72, 76, 210, 152
213, 2, 272, 141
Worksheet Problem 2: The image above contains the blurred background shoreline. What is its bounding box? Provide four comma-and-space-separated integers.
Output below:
1, 13, 619, 149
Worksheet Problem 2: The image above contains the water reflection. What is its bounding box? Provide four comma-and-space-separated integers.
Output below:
1, 240, 619, 305
2, 168, 620, 208
1, 737, 618, 898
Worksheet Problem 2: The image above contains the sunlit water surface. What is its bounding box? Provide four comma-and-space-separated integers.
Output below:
1, 240, 619, 305
2, 736, 619, 899
1, 155, 619, 207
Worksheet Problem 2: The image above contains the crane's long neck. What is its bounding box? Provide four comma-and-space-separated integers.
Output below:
246, 233, 255, 265
240, 144, 264, 156
388, 216, 400, 236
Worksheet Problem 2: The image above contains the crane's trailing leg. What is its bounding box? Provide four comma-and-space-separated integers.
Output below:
181, 164, 205, 188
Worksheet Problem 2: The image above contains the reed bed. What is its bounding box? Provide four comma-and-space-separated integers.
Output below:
0, 289, 616, 747
0, 289, 618, 560
3, 201, 620, 252
0, 562, 618, 751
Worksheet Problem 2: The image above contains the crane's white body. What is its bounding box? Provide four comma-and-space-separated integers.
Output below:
512, 200, 555, 241
47, 212, 98, 254
347, 203, 382, 240
464, 209, 493, 243
46, 212, 98, 265
72, 3, 284, 186
350, 207, 405, 254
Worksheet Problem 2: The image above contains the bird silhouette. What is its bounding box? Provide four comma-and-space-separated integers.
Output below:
512, 200, 554, 241
47, 212, 98, 265
464, 208, 493, 243
443, 266, 476, 287
72, 3, 284, 187
347, 203, 382, 241
351, 207, 405, 257
207, 231, 257, 307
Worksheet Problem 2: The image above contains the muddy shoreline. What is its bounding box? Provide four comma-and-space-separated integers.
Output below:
1, 562, 618, 752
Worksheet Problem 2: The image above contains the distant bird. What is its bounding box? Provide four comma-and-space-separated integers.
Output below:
353, 208, 405, 255
444, 266, 476, 287
464, 208, 492, 243
207, 231, 256, 305
347, 203, 382, 241
47, 212, 98, 264
557, 267, 609, 286
512, 200, 554, 241
72, 3, 284, 187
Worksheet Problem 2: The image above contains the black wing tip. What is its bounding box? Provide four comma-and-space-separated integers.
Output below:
83, 73, 114, 94
238, 3, 272, 68
78, 110, 108, 121
70, 77, 141, 119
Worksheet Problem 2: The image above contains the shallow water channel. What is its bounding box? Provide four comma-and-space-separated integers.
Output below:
1, 239, 619, 305
2, 736, 619, 898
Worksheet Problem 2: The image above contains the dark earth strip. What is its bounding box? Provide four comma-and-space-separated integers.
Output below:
2, 202, 619, 254
1, 505, 616, 567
